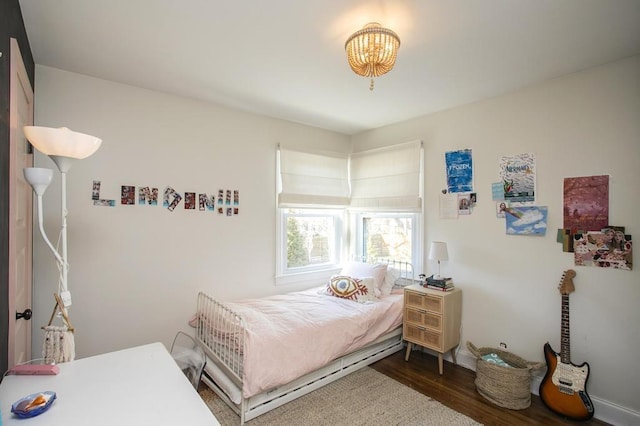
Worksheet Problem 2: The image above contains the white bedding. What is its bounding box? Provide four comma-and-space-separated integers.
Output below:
220, 286, 404, 399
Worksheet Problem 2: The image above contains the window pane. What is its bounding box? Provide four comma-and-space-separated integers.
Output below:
286, 213, 335, 269
363, 216, 413, 262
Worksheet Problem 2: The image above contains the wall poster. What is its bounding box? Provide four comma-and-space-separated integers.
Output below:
563, 175, 609, 232
445, 149, 473, 193
499, 153, 536, 203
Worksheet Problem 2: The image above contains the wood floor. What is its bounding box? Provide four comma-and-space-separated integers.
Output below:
370, 349, 610, 426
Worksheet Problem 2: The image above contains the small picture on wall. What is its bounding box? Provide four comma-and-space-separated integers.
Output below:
505, 206, 548, 236
458, 194, 471, 215
496, 201, 510, 218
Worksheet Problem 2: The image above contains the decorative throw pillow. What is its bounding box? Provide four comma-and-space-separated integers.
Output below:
339, 262, 387, 296
326, 275, 378, 303
379, 267, 401, 296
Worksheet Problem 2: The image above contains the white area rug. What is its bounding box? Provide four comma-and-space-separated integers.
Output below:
200, 367, 482, 425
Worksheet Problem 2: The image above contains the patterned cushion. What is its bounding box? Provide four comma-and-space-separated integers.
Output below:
326, 275, 378, 303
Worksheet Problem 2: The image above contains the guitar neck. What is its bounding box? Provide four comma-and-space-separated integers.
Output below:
560, 294, 571, 363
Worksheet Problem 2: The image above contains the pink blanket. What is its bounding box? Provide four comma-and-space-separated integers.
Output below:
224, 287, 404, 398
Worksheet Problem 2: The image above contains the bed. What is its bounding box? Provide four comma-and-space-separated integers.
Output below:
195, 259, 414, 424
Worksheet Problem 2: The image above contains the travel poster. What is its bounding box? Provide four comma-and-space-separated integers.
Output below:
499, 153, 535, 203
445, 149, 473, 193
563, 175, 609, 232
505, 206, 548, 236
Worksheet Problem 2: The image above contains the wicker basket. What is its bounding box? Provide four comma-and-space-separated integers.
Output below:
467, 341, 544, 410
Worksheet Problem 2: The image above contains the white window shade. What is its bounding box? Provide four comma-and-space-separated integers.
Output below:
278, 146, 350, 207
350, 141, 423, 211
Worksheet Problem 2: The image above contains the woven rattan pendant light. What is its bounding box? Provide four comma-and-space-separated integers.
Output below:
345, 22, 400, 91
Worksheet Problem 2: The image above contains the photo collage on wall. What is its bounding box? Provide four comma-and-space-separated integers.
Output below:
561, 175, 632, 270
91, 180, 239, 217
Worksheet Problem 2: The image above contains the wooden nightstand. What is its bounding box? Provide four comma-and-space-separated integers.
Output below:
403, 284, 462, 375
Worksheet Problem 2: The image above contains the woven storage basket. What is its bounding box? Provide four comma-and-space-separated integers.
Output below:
467, 341, 543, 410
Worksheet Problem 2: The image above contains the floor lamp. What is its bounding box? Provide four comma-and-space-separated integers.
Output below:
23, 126, 102, 308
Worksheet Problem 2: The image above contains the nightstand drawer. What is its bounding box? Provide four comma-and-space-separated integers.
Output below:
403, 323, 442, 350
405, 307, 442, 331
405, 291, 443, 314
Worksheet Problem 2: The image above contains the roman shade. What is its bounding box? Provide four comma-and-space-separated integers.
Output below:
350, 140, 423, 211
277, 146, 350, 207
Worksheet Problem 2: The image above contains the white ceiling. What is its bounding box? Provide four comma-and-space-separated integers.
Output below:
19, 0, 640, 135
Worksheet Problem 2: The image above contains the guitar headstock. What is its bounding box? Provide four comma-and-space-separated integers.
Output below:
558, 269, 576, 295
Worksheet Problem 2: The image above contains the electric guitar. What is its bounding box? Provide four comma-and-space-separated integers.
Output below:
539, 269, 594, 420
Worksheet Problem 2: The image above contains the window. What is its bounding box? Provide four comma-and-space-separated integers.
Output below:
276, 141, 423, 283
354, 212, 422, 272
280, 208, 343, 273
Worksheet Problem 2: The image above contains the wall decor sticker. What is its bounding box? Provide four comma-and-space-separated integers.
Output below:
184, 192, 196, 210
163, 187, 183, 212
121, 185, 135, 205
138, 187, 158, 206
91, 182, 238, 216
573, 230, 632, 270
563, 175, 609, 232
92, 181, 116, 206
92, 181, 101, 200
199, 194, 215, 211
445, 149, 473, 193
505, 205, 548, 236
499, 153, 535, 203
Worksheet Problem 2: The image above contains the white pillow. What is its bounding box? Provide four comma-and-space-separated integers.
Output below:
325, 275, 378, 303
340, 262, 387, 296
380, 267, 401, 296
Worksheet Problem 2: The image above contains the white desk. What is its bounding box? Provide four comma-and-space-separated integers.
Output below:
0, 342, 219, 425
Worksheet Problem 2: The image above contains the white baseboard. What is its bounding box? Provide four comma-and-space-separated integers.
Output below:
417, 346, 640, 426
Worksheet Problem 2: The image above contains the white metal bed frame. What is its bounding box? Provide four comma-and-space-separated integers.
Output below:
195, 259, 413, 424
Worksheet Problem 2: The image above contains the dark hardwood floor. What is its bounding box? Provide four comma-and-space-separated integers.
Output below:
370, 349, 609, 426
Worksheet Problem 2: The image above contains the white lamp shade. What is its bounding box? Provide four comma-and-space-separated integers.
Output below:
24, 167, 53, 196
428, 241, 449, 261
24, 126, 102, 160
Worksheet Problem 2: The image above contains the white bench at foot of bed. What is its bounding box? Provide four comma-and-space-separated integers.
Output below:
202, 328, 403, 424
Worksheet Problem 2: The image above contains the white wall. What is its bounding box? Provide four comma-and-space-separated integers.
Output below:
352, 55, 640, 420
31, 65, 349, 360
31, 56, 640, 422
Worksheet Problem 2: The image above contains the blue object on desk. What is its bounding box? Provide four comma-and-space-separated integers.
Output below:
11, 391, 56, 418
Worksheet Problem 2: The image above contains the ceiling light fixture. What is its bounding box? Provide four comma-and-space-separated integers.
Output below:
345, 22, 400, 91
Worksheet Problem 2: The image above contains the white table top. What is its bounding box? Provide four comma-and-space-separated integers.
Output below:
0, 342, 219, 425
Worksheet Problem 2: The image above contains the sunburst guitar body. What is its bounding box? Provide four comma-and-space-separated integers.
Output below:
539, 269, 594, 420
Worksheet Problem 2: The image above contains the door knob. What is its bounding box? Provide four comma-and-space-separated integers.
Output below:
16, 308, 32, 321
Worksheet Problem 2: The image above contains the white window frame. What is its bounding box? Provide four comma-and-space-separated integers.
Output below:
275, 207, 344, 286
352, 211, 423, 274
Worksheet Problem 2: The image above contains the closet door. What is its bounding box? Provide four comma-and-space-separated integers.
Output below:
8, 37, 34, 368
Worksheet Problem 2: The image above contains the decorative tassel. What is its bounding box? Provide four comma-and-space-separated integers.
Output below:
43, 326, 75, 363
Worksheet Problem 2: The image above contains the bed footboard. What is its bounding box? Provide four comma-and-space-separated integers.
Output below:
196, 291, 245, 389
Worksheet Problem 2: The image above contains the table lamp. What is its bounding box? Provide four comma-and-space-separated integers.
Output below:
428, 241, 448, 279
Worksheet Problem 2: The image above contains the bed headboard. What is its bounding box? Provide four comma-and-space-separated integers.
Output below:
361, 257, 415, 287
